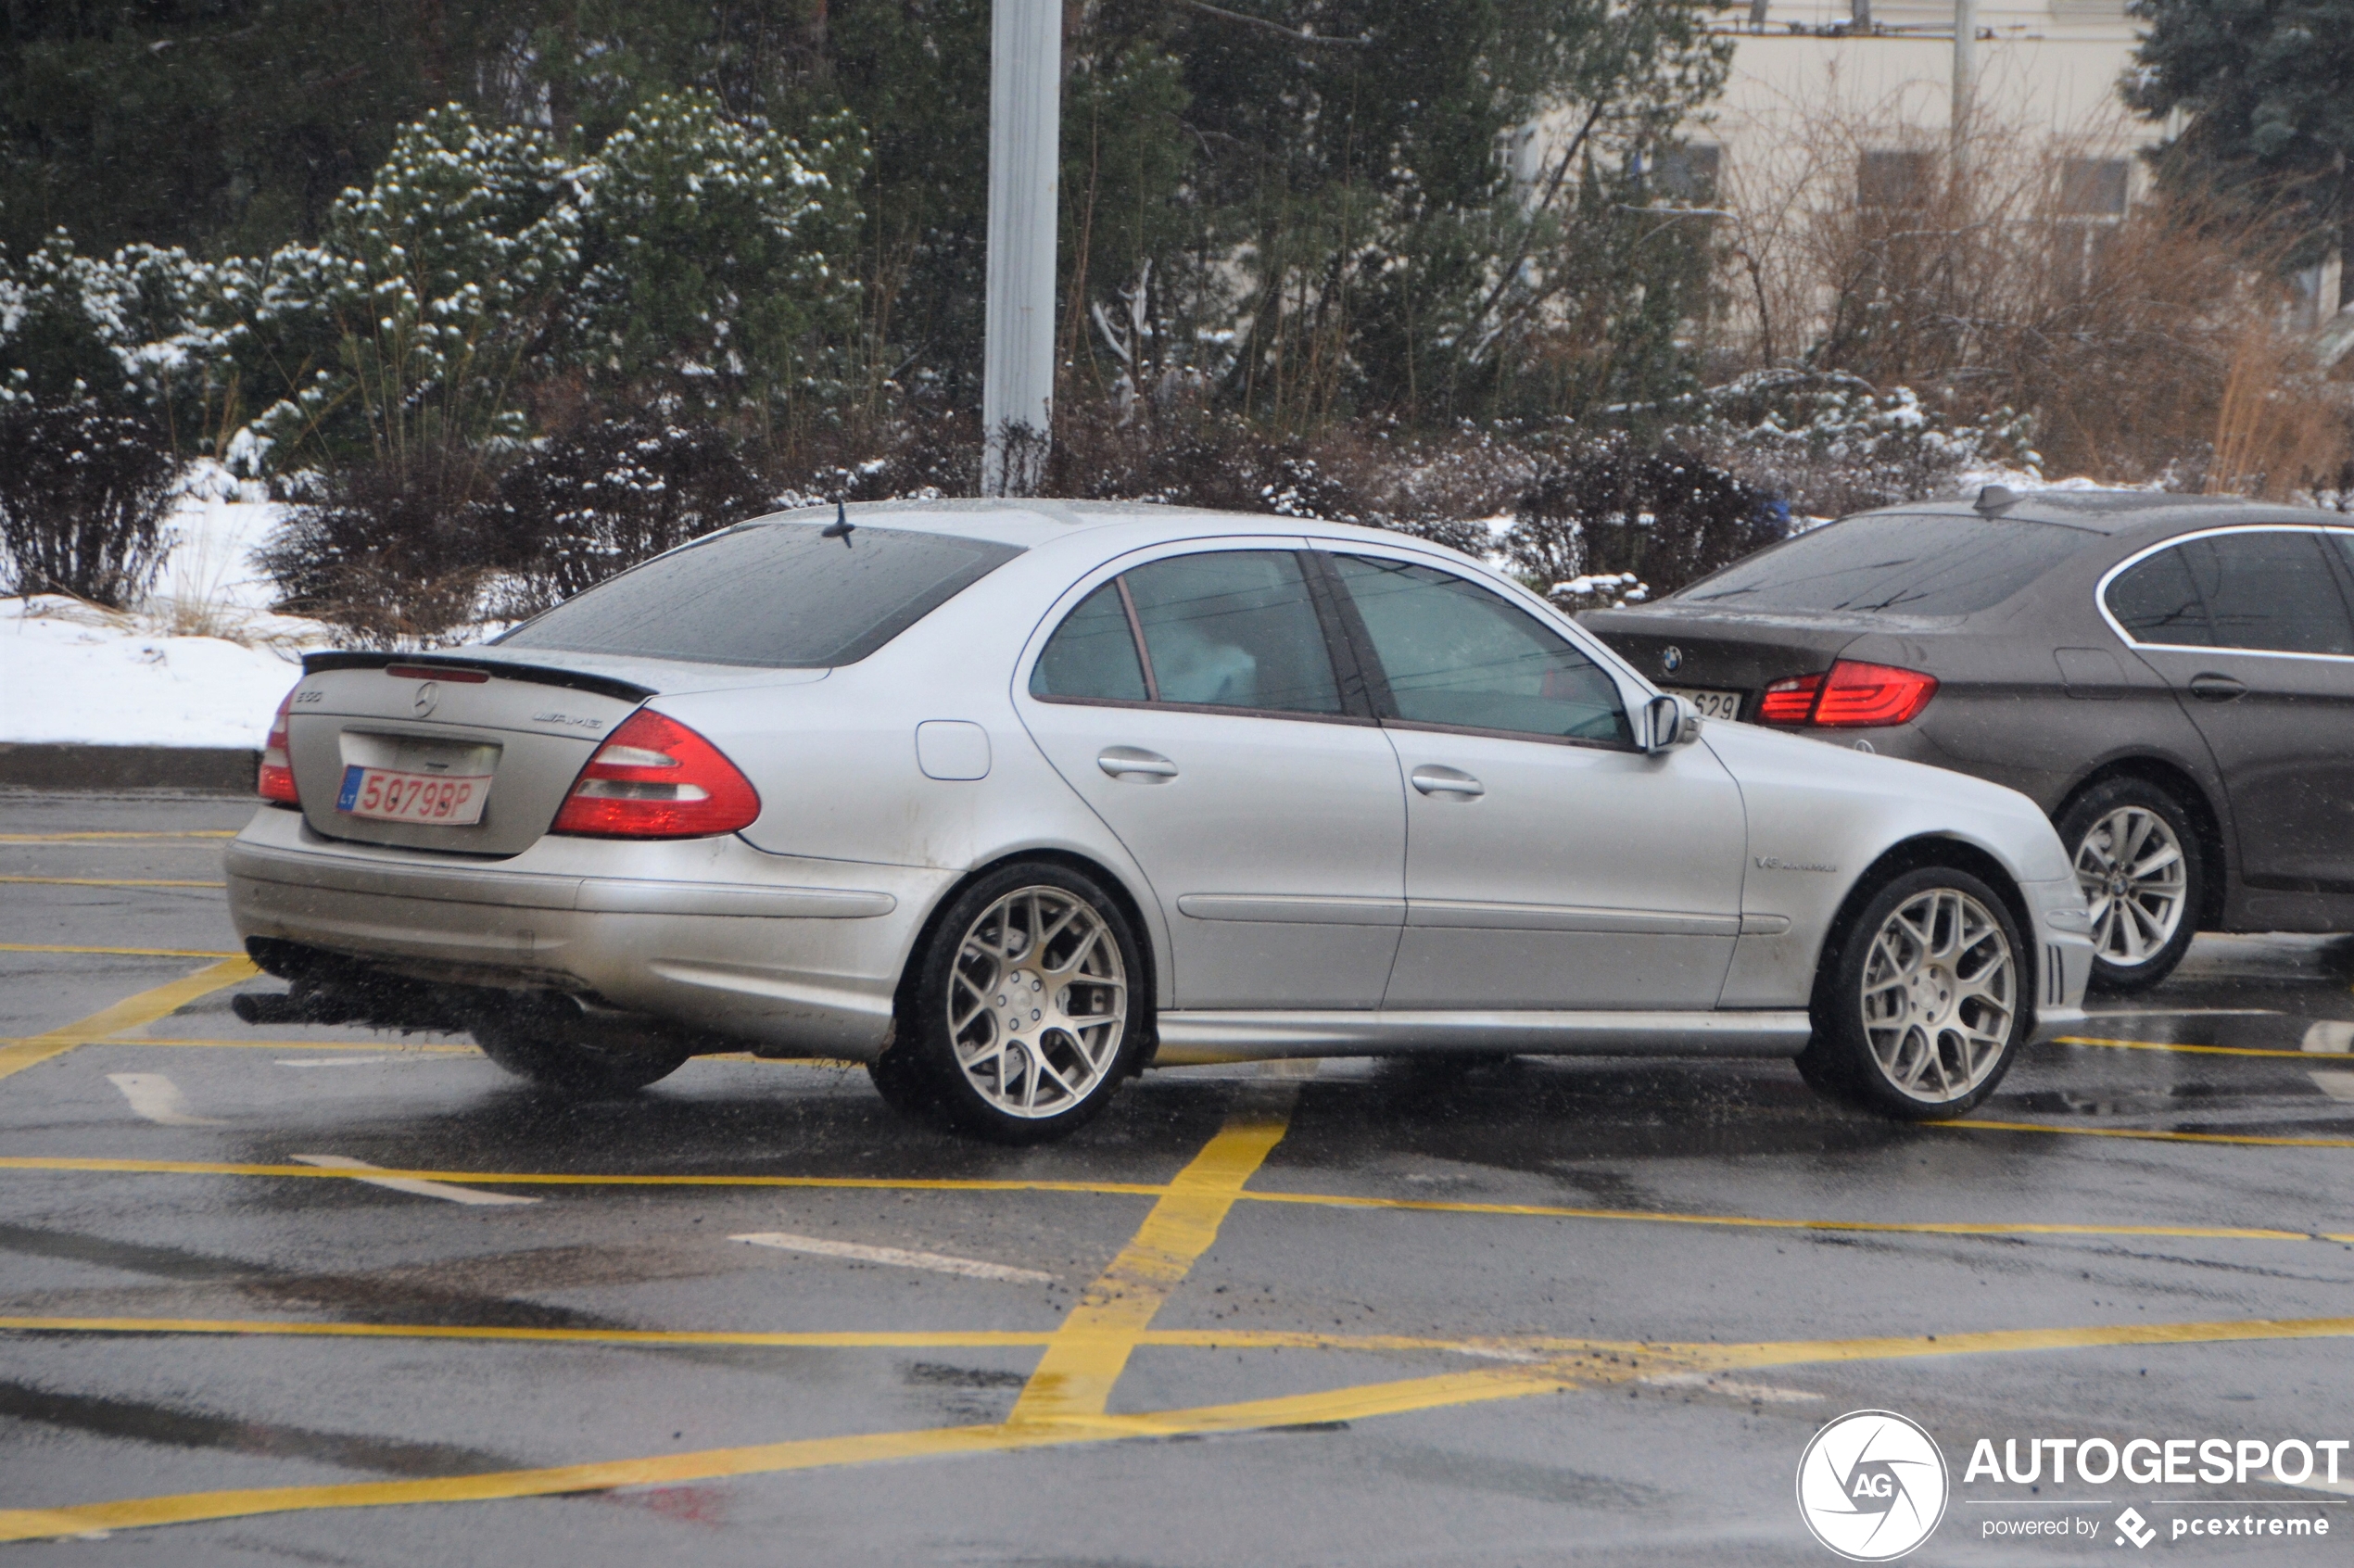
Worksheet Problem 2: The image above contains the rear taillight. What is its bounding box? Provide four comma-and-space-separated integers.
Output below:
551, 710, 760, 839
259, 687, 300, 804
1756, 673, 1823, 725
1757, 660, 1938, 728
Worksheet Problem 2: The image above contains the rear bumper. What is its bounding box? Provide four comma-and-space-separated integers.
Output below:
225, 806, 951, 1059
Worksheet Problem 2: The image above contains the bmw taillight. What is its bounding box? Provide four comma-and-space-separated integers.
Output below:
551, 709, 761, 839
259, 687, 300, 805
1758, 661, 1938, 728
1756, 673, 1823, 725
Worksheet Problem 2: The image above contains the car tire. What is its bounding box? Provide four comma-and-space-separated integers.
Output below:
2054, 778, 2202, 994
892, 862, 1146, 1144
1797, 866, 2027, 1120
469, 996, 690, 1095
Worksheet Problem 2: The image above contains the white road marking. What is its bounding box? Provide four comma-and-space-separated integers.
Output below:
1639, 1372, 1823, 1402
289, 1154, 539, 1207
2309, 1070, 2354, 1103
2301, 1021, 2354, 1055
106, 1073, 221, 1127
730, 1231, 1056, 1284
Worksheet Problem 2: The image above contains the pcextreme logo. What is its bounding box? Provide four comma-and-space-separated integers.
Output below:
1797, 1410, 1951, 1562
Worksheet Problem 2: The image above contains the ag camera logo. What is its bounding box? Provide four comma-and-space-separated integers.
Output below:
1797, 1410, 1949, 1561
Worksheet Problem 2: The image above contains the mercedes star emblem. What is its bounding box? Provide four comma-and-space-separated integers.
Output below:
411, 681, 440, 718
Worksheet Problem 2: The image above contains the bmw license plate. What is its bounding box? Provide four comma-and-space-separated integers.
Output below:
336, 765, 492, 825
1665, 687, 1742, 721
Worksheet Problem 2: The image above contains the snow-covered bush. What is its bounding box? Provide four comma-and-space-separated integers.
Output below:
1508, 435, 1786, 599
1690, 373, 2040, 521
486, 416, 772, 613
0, 404, 181, 606
563, 93, 866, 419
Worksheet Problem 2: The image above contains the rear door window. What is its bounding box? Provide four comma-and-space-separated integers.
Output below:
1677, 513, 2090, 615
1123, 551, 1343, 714
1330, 553, 1630, 745
499, 522, 1022, 667
2183, 531, 2354, 655
1030, 582, 1149, 702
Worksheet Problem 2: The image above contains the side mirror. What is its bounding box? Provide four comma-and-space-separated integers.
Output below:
1640, 692, 1702, 752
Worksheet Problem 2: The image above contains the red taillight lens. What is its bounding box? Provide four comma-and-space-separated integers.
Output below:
1811, 660, 1939, 727
551, 709, 761, 839
258, 687, 300, 804
1756, 661, 1938, 727
1756, 673, 1823, 725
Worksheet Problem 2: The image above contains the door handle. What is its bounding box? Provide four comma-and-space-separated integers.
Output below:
1098, 747, 1179, 781
1411, 766, 1485, 798
2187, 673, 2246, 702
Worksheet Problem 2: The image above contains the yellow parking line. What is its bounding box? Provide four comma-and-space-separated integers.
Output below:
11, 1312, 2354, 1544
0, 831, 238, 842
0, 959, 258, 1084
1, 1152, 2345, 1242
0, 943, 244, 959
1945, 1118, 2354, 1150
1234, 1188, 2354, 1245
0, 876, 224, 888
1007, 1092, 1295, 1428
2057, 1034, 2334, 1062
0, 1156, 1164, 1198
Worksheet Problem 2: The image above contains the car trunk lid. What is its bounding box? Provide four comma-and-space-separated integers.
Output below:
1579, 608, 1877, 722
284, 652, 656, 856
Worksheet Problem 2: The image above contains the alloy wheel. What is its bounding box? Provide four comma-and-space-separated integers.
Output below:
946, 885, 1129, 1119
1857, 887, 2017, 1104
2073, 806, 2187, 970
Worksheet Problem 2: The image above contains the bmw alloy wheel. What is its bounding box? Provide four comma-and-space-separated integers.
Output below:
946, 885, 1129, 1119
2073, 805, 2187, 971
1857, 887, 2017, 1104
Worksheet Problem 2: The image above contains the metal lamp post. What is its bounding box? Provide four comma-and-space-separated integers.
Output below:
981, 0, 1061, 497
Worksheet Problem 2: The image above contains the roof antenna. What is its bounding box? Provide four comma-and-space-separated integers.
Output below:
1974, 484, 2019, 515
821, 499, 855, 546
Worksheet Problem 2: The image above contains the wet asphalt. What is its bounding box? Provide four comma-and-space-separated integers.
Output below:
2, 790, 2351, 1565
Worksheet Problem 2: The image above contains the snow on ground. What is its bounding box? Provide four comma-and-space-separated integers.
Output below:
2, 464, 337, 749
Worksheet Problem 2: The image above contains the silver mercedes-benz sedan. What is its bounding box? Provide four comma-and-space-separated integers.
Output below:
227, 500, 2092, 1141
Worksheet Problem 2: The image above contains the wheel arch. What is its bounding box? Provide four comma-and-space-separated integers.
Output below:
889, 847, 1162, 1037
1812, 834, 2038, 1031
2053, 756, 2228, 929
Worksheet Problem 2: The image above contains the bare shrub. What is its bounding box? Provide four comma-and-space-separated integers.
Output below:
1703, 100, 2354, 489
489, 417, 772, 613
259, 449, 504, 644
1509, 434, 1785, 600
0, 405, 180, 606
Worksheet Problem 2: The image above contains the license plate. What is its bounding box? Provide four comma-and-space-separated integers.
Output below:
335, 765, 492, 825
1665, 687, 1743, 721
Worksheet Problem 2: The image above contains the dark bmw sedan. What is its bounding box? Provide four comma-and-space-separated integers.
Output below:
1582, 488, 2354, 992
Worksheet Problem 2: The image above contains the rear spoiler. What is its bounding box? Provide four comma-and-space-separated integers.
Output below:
301, 651, 655, 703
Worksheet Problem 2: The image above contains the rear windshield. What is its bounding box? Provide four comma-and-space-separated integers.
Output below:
498, 523, 1024, 668
1673, 513, 2090, 616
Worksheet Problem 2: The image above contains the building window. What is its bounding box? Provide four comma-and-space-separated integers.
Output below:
2058, 157, 2129, 219
1652, 144, 1721, 204
1858, 149, 1934, 210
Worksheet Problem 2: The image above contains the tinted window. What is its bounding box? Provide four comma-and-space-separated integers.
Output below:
1677, 513, 2089, 615
1031, 582, 1148, 702
2183, 531, 2354, 655
2105, 546, 2210, 645
500, 523, 1021, 668
1333, 554, 1630, 744
1123, 551, 1342, 714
